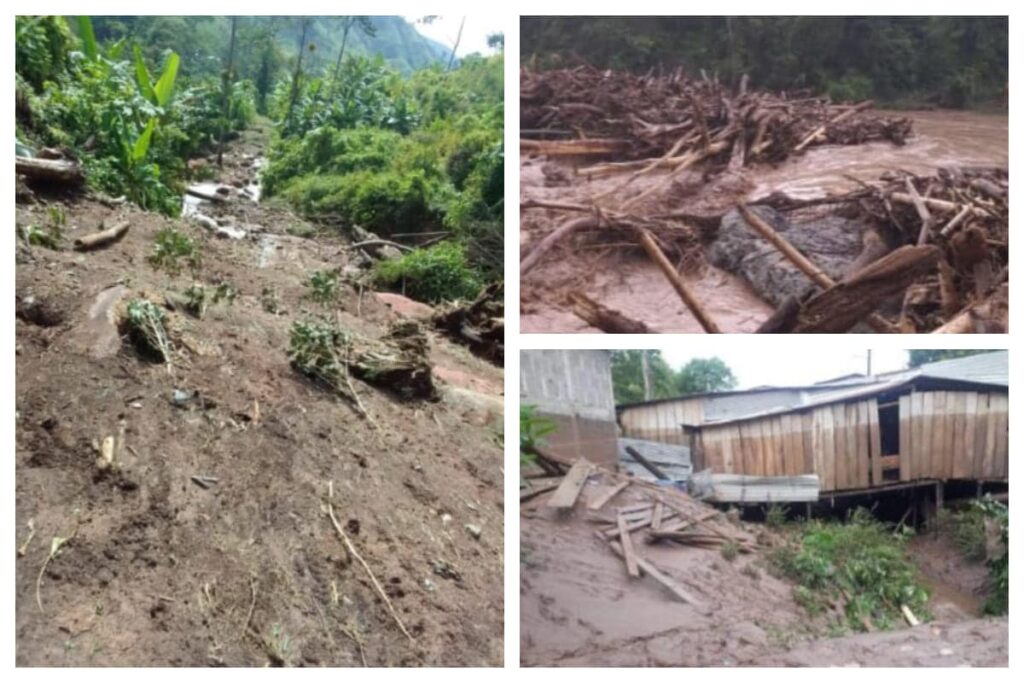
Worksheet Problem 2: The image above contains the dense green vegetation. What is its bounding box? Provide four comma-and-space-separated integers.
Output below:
770, 508, 931, 632
17, 16, 257, 213
522, 17, 1008, 108
263, 46, 503, 299
16, 16, 503, 304
611, 351, 737, 404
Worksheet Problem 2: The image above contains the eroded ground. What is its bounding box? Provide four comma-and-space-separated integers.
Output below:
15, 133, 504, 666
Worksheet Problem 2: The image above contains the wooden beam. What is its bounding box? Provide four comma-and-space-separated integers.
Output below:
545, 459, 593, 509
588, 480, 631, 511
605, 537, 708, 611
617, 514, 640, 578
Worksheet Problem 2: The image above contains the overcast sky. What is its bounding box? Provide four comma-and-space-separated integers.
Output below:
658, 348, 910, 389
407, 16, 503, 57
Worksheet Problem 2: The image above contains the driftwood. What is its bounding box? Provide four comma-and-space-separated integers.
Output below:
520, 138, 631, 156
567, 291, 652, 333
791, 245, 941, 333
73, 221, 130, 251
16, 157, 85, 186
933, 282, 1008, 333
637, 230, 720, 333
521, 216, 600, 276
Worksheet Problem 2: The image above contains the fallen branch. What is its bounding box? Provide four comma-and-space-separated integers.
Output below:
324, 483, 414, 642
16, 156, 85, 186
73, 221, 130, 251
567, 291, 652, 333
521, 216, 601, 276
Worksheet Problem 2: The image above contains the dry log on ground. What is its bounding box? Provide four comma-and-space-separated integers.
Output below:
16, 157, 85, 186
567, 291, 652, 333
432, 281, 503, 364
790, 245, 941, 333
73, 221, 130, 251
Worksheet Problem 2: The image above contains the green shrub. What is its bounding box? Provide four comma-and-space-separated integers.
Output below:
770, 508, 930, 631
373, 242, 481, 304
306, 270, 339, 305
284, 169, 444, 235
520, 404, 557, 466
765, 504, 788, 529
149, 227, 200, 274
262, 127, 402, 196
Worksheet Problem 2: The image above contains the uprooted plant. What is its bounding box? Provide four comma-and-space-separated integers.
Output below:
122, 297, 173, 363
288, 317, 437, 409
182, 281, 238, 318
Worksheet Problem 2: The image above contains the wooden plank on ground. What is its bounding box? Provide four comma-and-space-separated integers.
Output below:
617, 514, 640, 578
652, 503, 665, 531
588, 480, 631, 511
868, 399, 882, 486
520, 481, 561, 503
545, 459, 593, 509
604, 537, 707, 610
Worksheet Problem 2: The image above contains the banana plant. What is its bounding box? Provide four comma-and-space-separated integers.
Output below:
133, 44, 180, 108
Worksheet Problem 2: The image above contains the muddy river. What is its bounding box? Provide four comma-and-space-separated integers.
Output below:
521, 110, 1008, 333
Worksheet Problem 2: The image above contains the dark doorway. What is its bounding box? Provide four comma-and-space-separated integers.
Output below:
878, 401, 900, 456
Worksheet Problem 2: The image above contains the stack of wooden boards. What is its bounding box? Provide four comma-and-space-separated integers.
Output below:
522, 455, 759, 611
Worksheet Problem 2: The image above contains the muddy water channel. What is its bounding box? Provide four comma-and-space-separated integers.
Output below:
750, 110, 1008, 200
520, 110, 1008, 333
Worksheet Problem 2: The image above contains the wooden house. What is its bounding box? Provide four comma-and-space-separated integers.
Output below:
618, 352, 1008, 495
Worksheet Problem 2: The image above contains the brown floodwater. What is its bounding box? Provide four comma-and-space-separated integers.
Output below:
749, 110, 1008, 200
520, 109, 1008, 333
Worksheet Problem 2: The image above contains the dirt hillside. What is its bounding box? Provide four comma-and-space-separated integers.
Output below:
15, 131, 504, 666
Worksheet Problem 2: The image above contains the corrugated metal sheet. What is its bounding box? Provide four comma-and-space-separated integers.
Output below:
618, 438, 692, 482
915, 351, 1008, 387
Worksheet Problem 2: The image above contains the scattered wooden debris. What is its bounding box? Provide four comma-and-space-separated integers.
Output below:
588, 480, 631, 511
546, 459, 594, 509
432, 281, 504, 364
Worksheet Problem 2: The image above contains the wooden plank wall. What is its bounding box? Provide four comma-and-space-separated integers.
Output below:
903, 391, 1008, 481
619, 398, 705, 444
701, 398, 880, 492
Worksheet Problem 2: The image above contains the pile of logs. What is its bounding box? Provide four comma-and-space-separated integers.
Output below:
432, 281, 505, 365
754, 167, 1009, 333
521, 65, 912, 166
521, 449, 758, 609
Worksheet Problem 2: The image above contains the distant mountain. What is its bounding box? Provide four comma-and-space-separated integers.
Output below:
276, 16, 451, 74
88, 16, 451, 76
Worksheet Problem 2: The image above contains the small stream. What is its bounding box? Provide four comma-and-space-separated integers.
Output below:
181, 155, 266, 239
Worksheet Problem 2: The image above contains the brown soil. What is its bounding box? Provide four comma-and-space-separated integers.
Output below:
520, 473, 1007, 667
15, 128, 504, 667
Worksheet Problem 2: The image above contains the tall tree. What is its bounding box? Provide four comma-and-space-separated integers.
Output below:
676, 358, 737, 395
285, 17, 312, 129
447, 17, 466, 71
610, 350, 677, 404
332, 17, 376, 82
217, 16, 238, 167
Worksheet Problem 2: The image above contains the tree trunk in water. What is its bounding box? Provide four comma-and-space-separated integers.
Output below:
218, 17, 238, 167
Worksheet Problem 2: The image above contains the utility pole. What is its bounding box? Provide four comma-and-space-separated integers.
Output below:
446, 17, 465, 71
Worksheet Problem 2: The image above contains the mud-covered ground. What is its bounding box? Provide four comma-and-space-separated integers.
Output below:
520, 480, 1008, 667
15, 130, 504, 666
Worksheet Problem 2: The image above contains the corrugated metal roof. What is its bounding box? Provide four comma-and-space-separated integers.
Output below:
699, 352, 1007, 427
